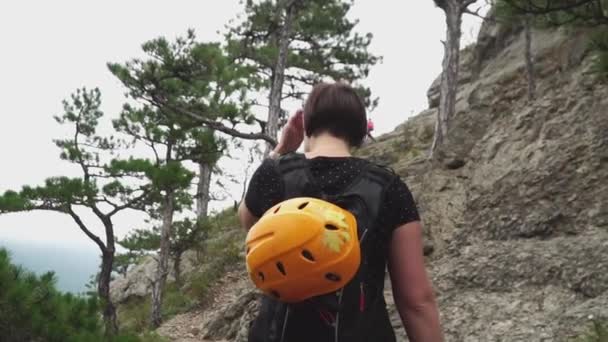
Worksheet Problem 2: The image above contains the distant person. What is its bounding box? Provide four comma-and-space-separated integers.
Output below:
238, 82, 444, 342
366, 118, 376, 142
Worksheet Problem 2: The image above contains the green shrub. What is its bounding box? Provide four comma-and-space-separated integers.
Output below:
137, 331, 169, 342
589, 28, 608, 80
0, 247, 152, 341
162, 282, 196, 317
421, 123, 436, 144
572, 320, 608, 342
117, 281, 194, 333
117, 296, 151, 333
410, 148, 422, 158
188, 235, 243, 302
209, 206, 240, 233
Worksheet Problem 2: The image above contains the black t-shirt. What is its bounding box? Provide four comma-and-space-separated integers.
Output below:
245, 155, 420, 232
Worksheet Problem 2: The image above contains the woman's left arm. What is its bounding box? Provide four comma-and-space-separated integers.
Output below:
387, 221, 444, 342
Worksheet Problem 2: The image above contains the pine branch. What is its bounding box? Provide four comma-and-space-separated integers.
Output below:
67, 207, 107, 252
159, 101, 277, 146
464, 6, 503, 22
502, 0, 608, 24
434, 0, 448, 10
107, 190, 149, 217
502, 0, 596, 15
98, 197, 120, 210
462, 0, 479, 11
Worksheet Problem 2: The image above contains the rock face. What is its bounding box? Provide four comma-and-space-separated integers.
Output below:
388, 21, 608, 341
110, 250, 200, 304
156, 19, 608, 342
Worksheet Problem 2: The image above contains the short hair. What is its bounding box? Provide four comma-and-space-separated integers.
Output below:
303, 82, 367, 148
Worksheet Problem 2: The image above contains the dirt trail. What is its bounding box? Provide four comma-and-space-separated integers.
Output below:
156, 269, 249, 342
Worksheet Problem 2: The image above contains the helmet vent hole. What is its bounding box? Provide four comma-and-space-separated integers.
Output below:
274, 206, 281, 214
298, 202, 309, 210
325, 224, 339, 231
325, 273, 341, 282
246, 247, 250, 254
258, 272, 265, 282
276, 262, 286, 276
301, 250, 315, 262
271, 290, 281, 298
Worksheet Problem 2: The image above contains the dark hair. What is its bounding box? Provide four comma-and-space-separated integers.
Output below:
303, 82, 367, 148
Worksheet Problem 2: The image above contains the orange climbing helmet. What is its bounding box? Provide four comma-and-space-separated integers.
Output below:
245, 197, 361, 303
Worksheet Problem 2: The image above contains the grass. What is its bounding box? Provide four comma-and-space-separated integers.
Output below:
209, 206, 240, 233
112, 331, 169, 342
589, 28, 608, 81
420, 123, 436, 145
117, 296, 151, 333
572, 320, 608, 342
162, 282, 197, 317
388, 127, 427, 163
187, 229, 244, 303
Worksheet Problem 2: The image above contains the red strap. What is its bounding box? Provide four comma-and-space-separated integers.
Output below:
318, 308, 335, 325
359, 283, 365, 312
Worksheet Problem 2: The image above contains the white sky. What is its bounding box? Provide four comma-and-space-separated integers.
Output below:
0, 1, 486, 247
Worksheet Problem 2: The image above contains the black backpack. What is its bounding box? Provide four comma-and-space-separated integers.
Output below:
248, 152, 397, 342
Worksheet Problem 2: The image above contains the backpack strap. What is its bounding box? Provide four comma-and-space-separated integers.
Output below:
332, 162, 394, 242
274, 152, 322, 200
273, 151, 395, 259
274, 152, 395, 229
326, 163, 396, 342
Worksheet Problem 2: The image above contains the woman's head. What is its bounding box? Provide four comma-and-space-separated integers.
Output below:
303, 82, 367, 148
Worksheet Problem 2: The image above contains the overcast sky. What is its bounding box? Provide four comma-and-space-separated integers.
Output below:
0, 1, 485, 247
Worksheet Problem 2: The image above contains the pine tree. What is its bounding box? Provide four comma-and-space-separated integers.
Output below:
107, 104, 196, 328
430, 0, 479, 158
108, 31, 237, 327
0, 88, 153, 336
225, 0, 381, 155
108, 29, 273, 146
0, 248, 103, 341
0, 248, 149, 341
495, 0, 608, 79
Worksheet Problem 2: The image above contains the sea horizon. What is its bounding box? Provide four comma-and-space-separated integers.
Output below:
1, 238, 101, 294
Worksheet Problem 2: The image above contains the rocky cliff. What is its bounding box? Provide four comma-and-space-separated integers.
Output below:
114, 17, 608, 342
365, 18, 608, 341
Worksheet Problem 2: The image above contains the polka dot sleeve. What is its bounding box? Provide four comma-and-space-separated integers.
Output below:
378, 176, 421, 232
244, 158, 285, 217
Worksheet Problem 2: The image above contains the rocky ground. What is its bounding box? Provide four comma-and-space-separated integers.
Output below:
156, 268, 251, 342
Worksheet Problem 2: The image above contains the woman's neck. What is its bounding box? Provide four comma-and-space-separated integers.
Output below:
304, 134, 352, 158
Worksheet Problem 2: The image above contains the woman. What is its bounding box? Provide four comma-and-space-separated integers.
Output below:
239, 82, 444, 342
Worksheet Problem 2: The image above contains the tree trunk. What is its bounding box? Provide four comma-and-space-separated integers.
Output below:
98, 249, 118, 336
524, 15, 536, 101
241, 148, 256, 202
264, 0, 300, 157
196, 162, 212, 220
173, 252, 182, 286
430, 0, 464, 158
150, 195, 175, 328
241, 167, 250, 203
